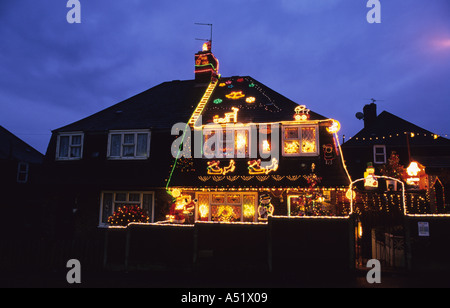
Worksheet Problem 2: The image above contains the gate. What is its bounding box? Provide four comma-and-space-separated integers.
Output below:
350, 177, 407, 269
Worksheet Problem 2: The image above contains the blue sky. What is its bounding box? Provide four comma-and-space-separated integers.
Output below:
1, 0, 449, 154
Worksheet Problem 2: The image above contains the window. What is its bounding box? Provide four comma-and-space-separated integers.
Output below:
99, 191, 154, 226
56, 133, 84, 160
282, 125, 319, 156
108, 130, 151, 159
17, 162, 29, 183
203, 127, 250, 158
373, 145, 386, 164
196, 192, 258, 222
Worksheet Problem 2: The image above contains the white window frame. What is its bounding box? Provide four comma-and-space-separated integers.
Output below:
17, 162, 29, 183
56, 132, 84, 160
98, 191, 155, 226
373, 145, 387, 164
107, 130, 151, 160
282, 124, 319, 157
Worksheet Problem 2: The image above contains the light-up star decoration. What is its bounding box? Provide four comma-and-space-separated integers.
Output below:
294, 105, 310, 121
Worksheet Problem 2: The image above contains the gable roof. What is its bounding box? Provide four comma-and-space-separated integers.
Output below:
199, 76, 326, 125
0, 126, 43, 164
343, 111, 450, 147
54, 80, 208, 132
54, 76, 327, 134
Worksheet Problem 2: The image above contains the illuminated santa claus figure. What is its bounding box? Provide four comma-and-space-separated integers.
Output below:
167, 189, 196, 224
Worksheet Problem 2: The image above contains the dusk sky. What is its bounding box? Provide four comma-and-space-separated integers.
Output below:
1, 0, 449, 154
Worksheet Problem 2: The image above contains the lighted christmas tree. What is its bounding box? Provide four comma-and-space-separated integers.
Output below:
380, 151, 405, 181
108, 205, 149, 226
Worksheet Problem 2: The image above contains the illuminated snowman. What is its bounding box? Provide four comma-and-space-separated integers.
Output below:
258, 193, 274, 221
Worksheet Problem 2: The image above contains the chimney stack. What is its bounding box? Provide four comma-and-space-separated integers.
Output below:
363, 102, 377, 129
195, 41, 219, 84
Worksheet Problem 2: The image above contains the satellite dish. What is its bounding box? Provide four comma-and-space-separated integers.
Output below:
355, 112, 364, 120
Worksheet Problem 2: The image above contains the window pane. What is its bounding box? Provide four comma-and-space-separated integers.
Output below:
143, 194, 153, 219
284, 141, 300, 154
102, 193, 113, 223
227, 194, 241, 204
110, 134, 121, 157
129, 193, 140, 202
301, 127, 316, 153
136, 133, 148, 157
123, 145, 135, 157
71, 135, 82, 146
375, 147, 385, 154
58, 136, 70, 158
235, 130, 248, 157
70, 146, 81, 158
124, 134, 135, 145
243, 195, 256, 222
115, 193, 126, 202
284, 127, 299, 140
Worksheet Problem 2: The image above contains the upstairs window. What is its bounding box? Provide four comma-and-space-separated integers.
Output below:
108, 130, 151, 159
373, 145, 387, 164
203, 127, 250, 158
56, 133, 84, 160
17, 162, 29, 183
282, 125, 319, 156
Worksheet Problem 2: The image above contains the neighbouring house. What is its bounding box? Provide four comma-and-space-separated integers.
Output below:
0, 125, 44, 234
342, 102, 450, 214
44, 43, 351, 237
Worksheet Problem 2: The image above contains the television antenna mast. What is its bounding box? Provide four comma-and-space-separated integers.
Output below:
195, 23, 213, 44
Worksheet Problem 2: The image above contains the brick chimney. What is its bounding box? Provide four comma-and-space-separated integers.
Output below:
195, 41, 219, 84
363, 103, 377, 129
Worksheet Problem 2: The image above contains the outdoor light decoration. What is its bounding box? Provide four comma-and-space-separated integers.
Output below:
225, 91, 245, 100
245, 96, 256, 104
258, 194, 274, 221
248, 158, 279, 175
294, 105, 310, 121
326, 120, 341, 134
166, 194, 196, 224
213, 107, 239, 124
207, 160, 236, 175
406, 161, 423, 188
407, 161, 421, 177
364, 163, 378, 189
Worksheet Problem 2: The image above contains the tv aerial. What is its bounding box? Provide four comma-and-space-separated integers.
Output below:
195, 23, 213, 43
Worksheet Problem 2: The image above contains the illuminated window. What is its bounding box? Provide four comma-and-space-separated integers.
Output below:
196, 192, 257, 222
99, 191, 154, 226
108, 130, 151, 160
282, 125, 318, 156
373, 145, 386, 164
203, 128, 250, 158
56, 132, 84, 160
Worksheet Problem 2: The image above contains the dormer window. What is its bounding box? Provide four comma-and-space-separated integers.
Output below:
108, 130, 151, 160
56, 132, 84, 160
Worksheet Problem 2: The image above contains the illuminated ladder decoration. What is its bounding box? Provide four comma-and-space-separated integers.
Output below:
188, 81, 218, 126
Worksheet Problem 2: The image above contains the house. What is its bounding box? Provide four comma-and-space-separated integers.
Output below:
0, 125, 44, 234
44, 43, 351, 236
342, 103, 450, 214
